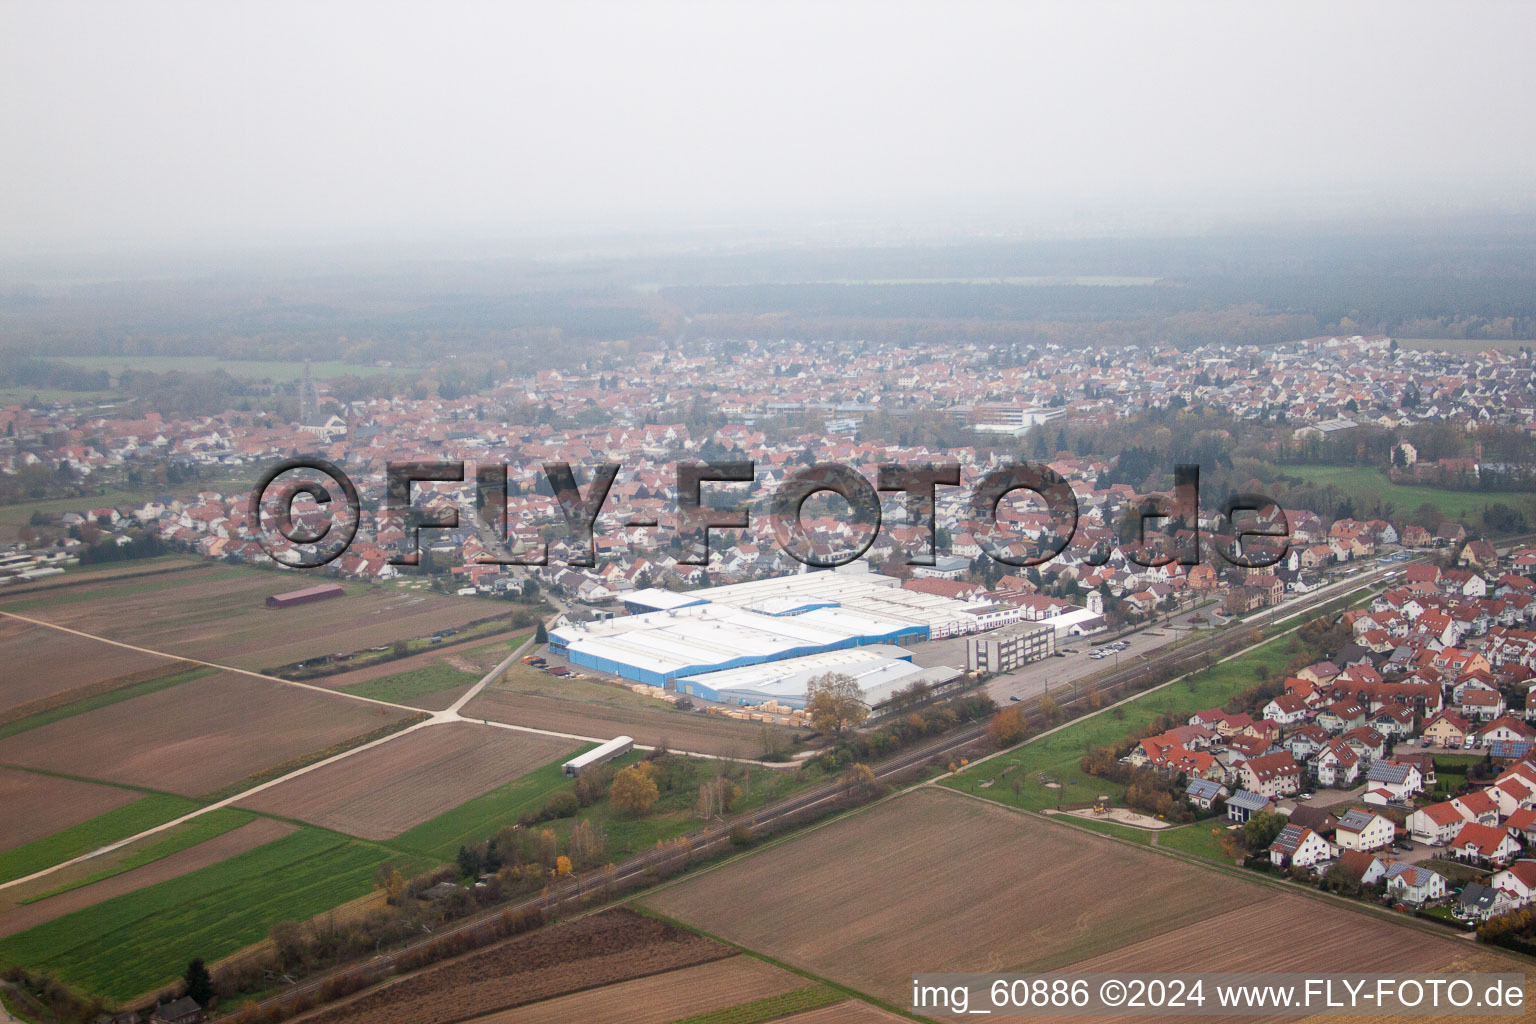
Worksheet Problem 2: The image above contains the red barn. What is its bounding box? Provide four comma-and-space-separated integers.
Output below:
266, 583, 345, 609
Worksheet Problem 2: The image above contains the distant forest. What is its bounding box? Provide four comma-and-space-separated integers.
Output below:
4, 219, 1536, 367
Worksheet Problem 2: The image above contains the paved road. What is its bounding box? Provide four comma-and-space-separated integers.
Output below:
0, 624, 546, 894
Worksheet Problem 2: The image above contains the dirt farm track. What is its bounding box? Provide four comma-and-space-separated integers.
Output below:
0, 618, 179, 721
0, 562, 492, 670
464, 688, 770, 758
0, 671, 412, 796
0, 818, 297, 939
0, 769, 141, 852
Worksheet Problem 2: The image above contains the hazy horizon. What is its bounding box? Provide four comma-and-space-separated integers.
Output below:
4, 1, 1536, 262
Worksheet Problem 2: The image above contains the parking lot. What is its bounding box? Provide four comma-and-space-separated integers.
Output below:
903, 601, 1217, 707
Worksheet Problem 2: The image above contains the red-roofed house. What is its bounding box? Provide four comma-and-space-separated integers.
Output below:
1450, 822, 1521, 866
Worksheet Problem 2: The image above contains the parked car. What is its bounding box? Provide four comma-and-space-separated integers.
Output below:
1009, 695, 1021, 702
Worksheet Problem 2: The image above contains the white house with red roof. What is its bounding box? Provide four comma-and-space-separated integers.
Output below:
1449, 822, 1522, 866
1269, 824, 1331, 869
1407, 800, 1470, 846
1490, 860, 1536, 907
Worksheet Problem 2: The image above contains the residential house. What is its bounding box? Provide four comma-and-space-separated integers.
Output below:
1449, 822, 1522, 866
1185, 778, 1228, 811
1422, 711, 1473, 748
1490, 860, 1536, 908
1226, 790, 1275, 823
1452, 790, 1502, 827
1240, 751, 1303, 799
1384, 863, 1448, 905
1407, 801, 1468, 846
1269, 824, 1332, 869
1365, 760, 1424, 801
1313, 739, 1361, 787
1478, 716, 1536, 747
1334, 808, 1396, 851
1317, 700, 1367, 734
1457, 881, 1516, 922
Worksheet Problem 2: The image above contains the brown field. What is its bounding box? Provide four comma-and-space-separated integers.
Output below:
0, 817, 296, 938
0, 563, 494, 670
464, 688, 771, 757
0, 618, 183, 721
644, 789, 1272, 1004
303, 909, 735, 1024
1052, 897, 1529, 1024
238, 723, 576, 839
0, 769, 142, 852
777, 1003, 908, 1024
463, 957, 807, 1024
0, 672, 412, 796
320, 635, 523, 689
648, 789, 1532, 1022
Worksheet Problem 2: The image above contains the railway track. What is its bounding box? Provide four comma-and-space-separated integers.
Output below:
251, 562, 1402, 1018
251, 724, 985, 1018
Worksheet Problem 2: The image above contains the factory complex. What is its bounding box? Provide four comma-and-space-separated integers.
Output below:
548, 566, 1034, 706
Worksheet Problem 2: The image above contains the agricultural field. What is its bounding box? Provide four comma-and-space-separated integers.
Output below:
462, 957, 816, 1024
647, 789, 1531, 1018
0, 561, 495, 671
388, 754, 588, 861
237, 723, 577, 839
0, 769, 146, 856
1064, 893, 1483, 977
0, 670, 413, 796
303, 909, 736, 1024
771, 1002, 907, 1024
644, 788, 1269, 1005
465, 686, 776, 759
328, 663, 479, 709
0, 827, 407, 1001
0, 792, 201, 887
0, 817, 295, 939
0, 617, 180, 721
0, 808, 256, 909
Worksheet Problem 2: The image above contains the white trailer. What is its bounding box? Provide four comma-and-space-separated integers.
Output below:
562, 735, 635, 777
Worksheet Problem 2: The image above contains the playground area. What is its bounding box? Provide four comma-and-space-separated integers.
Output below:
1053, 797, 1173, 831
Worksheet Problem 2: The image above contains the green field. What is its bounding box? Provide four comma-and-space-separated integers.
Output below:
19, 808, 256, 904
943, 628, 1312, 812
674, 985, 843, 1024
0, 793, 202, 885
1155, 820, 1235, 863
0, 828, 406, 1001
51, 356, 411, 382
1276, 465, 1531, 522
389, 753, 587, 861
0, 667, 210, 741
338, 664, 478, 704
491, 661, 675, 710
549, 755, 807, 861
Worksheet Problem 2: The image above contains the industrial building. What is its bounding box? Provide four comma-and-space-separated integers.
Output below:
562, 735, 634, 776
965, 622, 1056, 674
677, 645, 961, 708
551, 567, 1002, 693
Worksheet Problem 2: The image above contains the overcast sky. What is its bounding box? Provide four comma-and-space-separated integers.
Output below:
3, 1, 1534, 257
